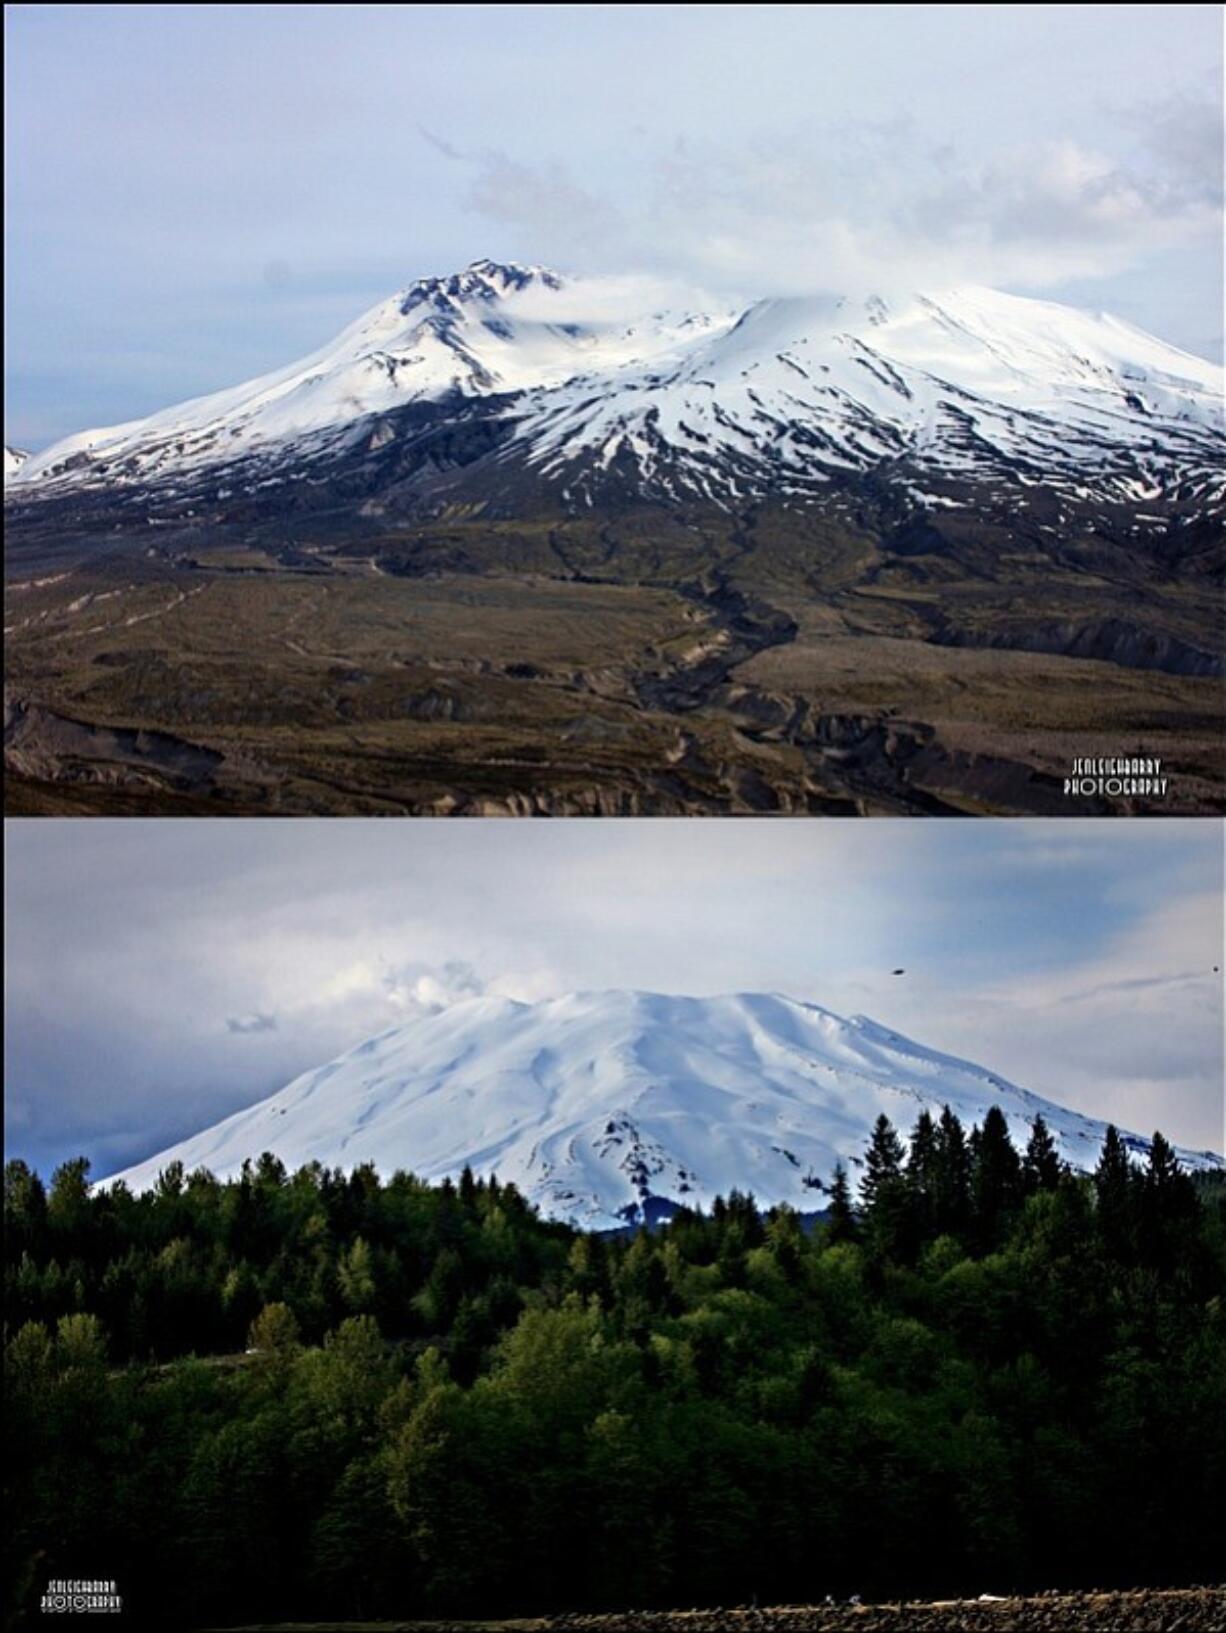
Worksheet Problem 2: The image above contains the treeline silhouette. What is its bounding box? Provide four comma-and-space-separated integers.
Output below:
4, 1109, 1225, 1629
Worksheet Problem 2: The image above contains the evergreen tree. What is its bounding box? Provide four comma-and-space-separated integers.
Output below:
620, 1231, 672, 1322
337, 1236, 377, 1313
933, 1105, 972, 1238
566, 1233, 610, 1303
414, 1245, 464, 1331
861, 1115, 907, 1257
861, 1115, 905, 1209
1140, 1131, 1198, 1273
970, 1106, 1022, 1250
46, 1157, 92, 1252
458, 1164, 478, 1210
902, 1110, 939, 1256
4, 1161, 48, 1260
826, 1162, 859, 1245
1095, 1124, 1137, 1261
764, 1204, 804, 1282
248, 1301, 301, 1357
1022, 1114, 1062, 1195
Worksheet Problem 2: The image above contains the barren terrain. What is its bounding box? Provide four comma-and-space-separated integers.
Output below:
5, 506, 1223, 815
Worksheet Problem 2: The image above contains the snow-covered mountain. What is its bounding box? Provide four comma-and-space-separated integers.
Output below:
7, 262, 731, 494
100, 990, 1223, 1226
8, 260, 1222, 519
3, 445, 30, 483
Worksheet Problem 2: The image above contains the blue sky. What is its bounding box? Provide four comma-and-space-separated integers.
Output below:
5, 819, 1223, 1178
4, 3, 1222, 447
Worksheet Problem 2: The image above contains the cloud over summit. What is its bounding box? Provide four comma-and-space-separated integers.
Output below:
452, 101, 1223, 300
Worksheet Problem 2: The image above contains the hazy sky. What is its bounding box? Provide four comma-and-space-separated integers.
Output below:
5, 819, 1223, 1179
4, 3, 1222, 447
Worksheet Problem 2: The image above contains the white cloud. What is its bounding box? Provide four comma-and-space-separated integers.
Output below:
381, 958, 485, 1015
455, 109, 1222, 301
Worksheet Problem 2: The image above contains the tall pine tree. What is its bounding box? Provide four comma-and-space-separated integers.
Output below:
970, 1106, 1021, 1251
825, 1162, 859, 1245
1094, 1124, 1137, 1262
1022, 1114, 1062, 1195
1140, 1131, 1198, 1273
933, 1105, 971, 1239
861, 1115, 907, 1257
901, 1110, 939, 1258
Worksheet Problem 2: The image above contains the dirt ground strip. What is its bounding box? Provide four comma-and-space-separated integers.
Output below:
214, 1585, 1226, 1632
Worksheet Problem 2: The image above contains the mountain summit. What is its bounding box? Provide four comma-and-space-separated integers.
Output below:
8, 261, 1221, 521
101, 990, 1222, 1226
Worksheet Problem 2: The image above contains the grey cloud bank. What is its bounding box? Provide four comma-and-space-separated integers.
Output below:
4, 820, 1223, 1179
4, 4, 1222, 447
